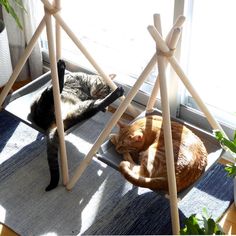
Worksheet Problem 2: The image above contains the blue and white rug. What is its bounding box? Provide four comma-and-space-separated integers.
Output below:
0, 110, 234, 235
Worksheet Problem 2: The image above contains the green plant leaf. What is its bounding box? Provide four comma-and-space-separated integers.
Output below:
214, 130, 236, 153
214, 130, 224, 141
0, 0, 26, 30
224, 162, 236, 177
202, 215, 209, 233
234, 130, 236, 145
207, 218, 217, 234
180, 209, 225, 235
180, 214, 204, 235
7, 3, 23, 29
0, 0, 10, 13
202, 207, 210, 220
214, 130, 236, 178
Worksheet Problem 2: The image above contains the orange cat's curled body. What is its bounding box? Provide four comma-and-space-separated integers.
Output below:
110, 115, 208, 193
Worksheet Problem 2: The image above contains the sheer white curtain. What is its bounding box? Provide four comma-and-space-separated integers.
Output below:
3, 0, 43, 81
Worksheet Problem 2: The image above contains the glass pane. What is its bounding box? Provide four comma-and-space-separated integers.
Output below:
184, 0, 236, 122
41, 0, 174, 88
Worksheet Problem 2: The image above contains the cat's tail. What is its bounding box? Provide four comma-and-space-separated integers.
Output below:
119, 161, 168, 191
45, 127, 60, 191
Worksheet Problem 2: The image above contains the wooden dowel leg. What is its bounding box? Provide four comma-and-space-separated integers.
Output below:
41, 0, 139, 117
55, 0, 61, 60
54, 12, 139, 117
0, 17, 46, 108
153, 14, 162, 35
168, 28, 181, 50
151, 16, 179, 234
54, 14, 114, 88
40, 0, 116, 91
157, 54, 180, 235
148, 21, 225, 136
146, 14, 162, 112
146, 13, 170, 112
166, 15, 185, 44
45, 10, 69, 185
148, 25, 170, 54
66, 54, 157, 190
146, 76, 160, 112
147, 15, 182, 112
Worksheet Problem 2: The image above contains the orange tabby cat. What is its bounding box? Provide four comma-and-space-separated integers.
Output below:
110, 115, 208, 192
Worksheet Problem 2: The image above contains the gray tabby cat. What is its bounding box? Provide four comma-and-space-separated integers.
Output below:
30, 60, 124, 191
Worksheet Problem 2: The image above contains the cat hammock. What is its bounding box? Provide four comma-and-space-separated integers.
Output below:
0, 0, 139, 189
63, 14, 226, 234
0, 2, 226, 234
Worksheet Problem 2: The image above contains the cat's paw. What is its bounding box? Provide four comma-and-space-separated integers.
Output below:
123, 152, 136, 164
57, 59, 66, 93
57, 59, 66, 71
109, 133, 118, 145
114, 86, 124, 98
101, 107, 108, 112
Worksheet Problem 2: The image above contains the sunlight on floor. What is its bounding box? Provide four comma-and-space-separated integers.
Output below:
66, 133, 92, 154
41, 232, 57, 236
0, 205, 6, 223
80, 178, 108, 233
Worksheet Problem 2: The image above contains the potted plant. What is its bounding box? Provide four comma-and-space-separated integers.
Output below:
180, 208, 224, 235
214, 130, 236, 206
0, 0, 25, 87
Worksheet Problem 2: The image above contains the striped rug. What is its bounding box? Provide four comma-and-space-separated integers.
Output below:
0, 110, 234, 235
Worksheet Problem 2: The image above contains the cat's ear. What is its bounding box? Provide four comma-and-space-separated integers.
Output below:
110, 133, 118, 145
117, 120, 128, 129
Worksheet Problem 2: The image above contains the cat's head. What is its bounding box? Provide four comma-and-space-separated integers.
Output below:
90, 74, 116, 98
110, 121, 145, 154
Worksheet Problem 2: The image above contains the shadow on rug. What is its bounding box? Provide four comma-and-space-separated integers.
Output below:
84, 163, 234, 235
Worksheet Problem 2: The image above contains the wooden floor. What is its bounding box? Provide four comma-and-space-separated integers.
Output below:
219, 203, 236, 234
0, 79, 31, 94
1, 80, 235, 235
0, 223, 20, 236
218, 158, 236, 234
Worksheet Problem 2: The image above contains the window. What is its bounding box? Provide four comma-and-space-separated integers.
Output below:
180, 0, 236, 134
40, 0, 236, 138
40, 0, 174, 98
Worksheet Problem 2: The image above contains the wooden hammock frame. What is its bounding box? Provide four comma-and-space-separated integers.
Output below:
0, 1, 226, 234
64, 14, 226, 234
0, 0, 139, 189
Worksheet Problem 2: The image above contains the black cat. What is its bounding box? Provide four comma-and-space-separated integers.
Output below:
30, 60, 124, 191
